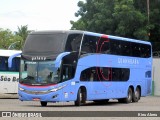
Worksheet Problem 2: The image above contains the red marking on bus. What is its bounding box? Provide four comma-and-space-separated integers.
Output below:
95, 35, 113, 88
101, 35, 109, 38
20, 83, 57, 88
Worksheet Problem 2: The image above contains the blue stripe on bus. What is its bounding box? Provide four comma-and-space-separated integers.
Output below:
84, 31, 103, 37
84, 31, 150, 45
108, 35, 151, 45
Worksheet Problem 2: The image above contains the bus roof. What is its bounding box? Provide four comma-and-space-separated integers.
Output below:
29, 30, 84, 35
29, 30, 151, 45
84, 31, 151, 45
0, 49, 21, 57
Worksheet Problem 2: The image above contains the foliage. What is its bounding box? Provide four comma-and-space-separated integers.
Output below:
0, 28, 22, 50
15, 25, 32, 49
0, 25, 31, 50
71, 0, 160, 42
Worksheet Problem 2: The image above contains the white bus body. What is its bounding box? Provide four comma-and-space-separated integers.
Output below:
0, 50, 21, 98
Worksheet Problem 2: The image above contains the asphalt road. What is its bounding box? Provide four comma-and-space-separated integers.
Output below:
0, 96, 159, 120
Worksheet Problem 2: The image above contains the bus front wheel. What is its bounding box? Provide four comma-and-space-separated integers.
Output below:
74, 88, 86, 106
40, 101, 47, 106
132, 87, 140, 102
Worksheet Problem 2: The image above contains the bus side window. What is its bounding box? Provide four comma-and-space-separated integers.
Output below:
0, 57, 8, 71
112, 68, 121, 81
112, 68, 130, 81
141, 44, 151, 58
80, 68, 91, 81
9, 57, 20, 72
131, 42, 141, 57
121, 68, 130, 81
62, 65, 75, 81
81, 35, 98, 54
80, 67, 99, 81
65, 34, 82, 52
145, 71, 151, 78
98, 37, 110, 54
110, 39, 121, 55
101, 67, 112, 81
121, 41, 131, 56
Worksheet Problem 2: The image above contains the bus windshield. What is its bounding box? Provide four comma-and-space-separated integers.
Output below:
20, 60, 60, 85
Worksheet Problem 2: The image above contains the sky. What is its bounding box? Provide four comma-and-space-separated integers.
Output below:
0, 0, 84, 32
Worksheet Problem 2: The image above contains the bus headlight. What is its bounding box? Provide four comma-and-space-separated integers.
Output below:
19, 87, 25, 91
50, 85, 66, 92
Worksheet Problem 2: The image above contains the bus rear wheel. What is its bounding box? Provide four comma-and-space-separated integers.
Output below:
74, 88, 86, 106
132, 87, 140, 102
41, 101, 47, 106
118, 87, 133, 103
124, 87, 133, 103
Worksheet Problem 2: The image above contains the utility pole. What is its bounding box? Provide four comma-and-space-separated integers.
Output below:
147, 0, 150, 23
147, 0, 150, 37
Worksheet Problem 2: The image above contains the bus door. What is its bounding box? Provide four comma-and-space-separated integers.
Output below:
60, 63, 77, 101
58, 51, 79, 101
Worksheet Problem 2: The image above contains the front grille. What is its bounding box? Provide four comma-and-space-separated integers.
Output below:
24, 90, 51, 95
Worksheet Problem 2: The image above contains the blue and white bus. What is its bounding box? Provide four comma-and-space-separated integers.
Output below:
9, 30, 152, 106
0, 50, 21, 98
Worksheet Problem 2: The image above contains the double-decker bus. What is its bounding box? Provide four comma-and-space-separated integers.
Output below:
0, 49, 21, 98
9, 30, 152, 106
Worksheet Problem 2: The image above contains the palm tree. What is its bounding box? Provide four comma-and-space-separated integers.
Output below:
15, 25, 32, 48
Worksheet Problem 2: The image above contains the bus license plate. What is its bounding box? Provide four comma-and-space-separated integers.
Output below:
33, 98, 40, 101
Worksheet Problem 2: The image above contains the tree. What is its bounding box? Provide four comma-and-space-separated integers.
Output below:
134, 0, 160, 51
15, 25, 31, 48
148, 0, 160, 41
8, 35, 23, 50
71, 0, 115, 34
0, 28, 21, 49
0, 28, 24, 50
71, 0, 160, 41
113, 0, 150, 40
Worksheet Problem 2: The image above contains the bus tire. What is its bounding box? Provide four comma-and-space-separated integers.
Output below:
124, 87, 133, 103
118, 87, 132, 103
132, 87, 140, 102
74, 88, 86, 106
40, 101, 47, 106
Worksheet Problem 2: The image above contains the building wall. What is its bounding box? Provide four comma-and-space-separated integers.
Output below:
153, 58, 160, 96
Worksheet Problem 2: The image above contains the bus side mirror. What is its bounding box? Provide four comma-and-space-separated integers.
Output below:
8, 52, 21, 68
55, 52, 70, 68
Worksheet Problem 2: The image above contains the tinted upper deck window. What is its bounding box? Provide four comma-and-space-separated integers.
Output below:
23, 33, 67, 55
81, 35, 99, 54
65, 34, 82, 52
